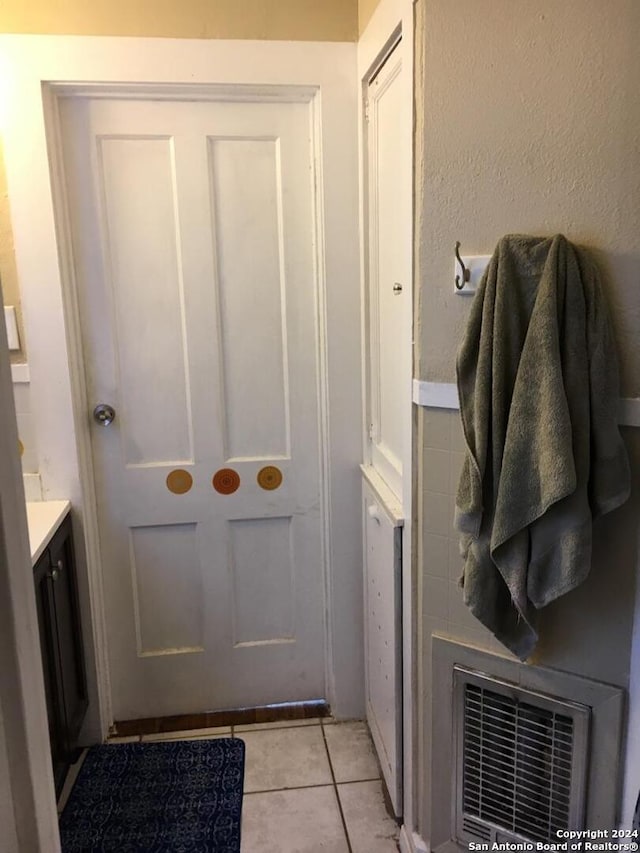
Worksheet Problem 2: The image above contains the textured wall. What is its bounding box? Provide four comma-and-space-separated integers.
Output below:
417, 410, 640, 836
415, 0, 640, 841
415, 0, 640, 396
0, 0, 357, 41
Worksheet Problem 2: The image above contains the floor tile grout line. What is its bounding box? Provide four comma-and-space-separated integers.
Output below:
110, 723, 333, 744
243, 775, 381, 796
233, 720, 324, 734
321, 720, 354, 853
110, 721, 328, 744
244, 781, 337, 796
114, 719, 324, 740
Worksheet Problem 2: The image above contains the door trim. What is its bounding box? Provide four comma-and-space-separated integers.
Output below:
1, 35, 363, 739
43, 83, 115, 734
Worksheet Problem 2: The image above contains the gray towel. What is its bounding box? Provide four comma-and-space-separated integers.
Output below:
455, 234, 630, 660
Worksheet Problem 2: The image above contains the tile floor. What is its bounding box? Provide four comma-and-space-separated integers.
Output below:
58, 718, 400, 853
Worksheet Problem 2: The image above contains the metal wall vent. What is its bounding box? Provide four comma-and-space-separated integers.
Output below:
453, 666, 590, 846
463, 815, 491, 842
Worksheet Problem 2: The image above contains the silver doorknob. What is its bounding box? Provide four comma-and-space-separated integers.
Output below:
93, 403, 116, 426
392, 283, 403, 294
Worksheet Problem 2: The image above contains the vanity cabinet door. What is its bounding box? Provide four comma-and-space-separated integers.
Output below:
48, 516, 88, 752
33, 551, 68, 794
33, 513, 88, 796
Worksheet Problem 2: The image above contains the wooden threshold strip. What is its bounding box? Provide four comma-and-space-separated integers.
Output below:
113, 699, 330, 737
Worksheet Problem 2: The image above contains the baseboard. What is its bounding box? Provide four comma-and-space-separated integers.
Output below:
399, 824, 429, 853
399, 826, 414, 853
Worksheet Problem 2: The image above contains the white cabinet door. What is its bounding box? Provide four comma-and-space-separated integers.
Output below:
363, 475, 403, 815
363, 34, 410, 818
366, 39, 411, 502
59, 95, 326, 720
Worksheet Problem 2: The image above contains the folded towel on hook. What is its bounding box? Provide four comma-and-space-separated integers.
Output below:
455, 234, 630, 660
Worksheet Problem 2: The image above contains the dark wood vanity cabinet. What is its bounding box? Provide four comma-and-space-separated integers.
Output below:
33, 514, 88, 796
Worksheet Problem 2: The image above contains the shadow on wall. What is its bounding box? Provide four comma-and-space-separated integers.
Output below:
534, 429, 640, 687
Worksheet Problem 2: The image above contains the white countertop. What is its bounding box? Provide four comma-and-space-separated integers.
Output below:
26, 500, 71, 566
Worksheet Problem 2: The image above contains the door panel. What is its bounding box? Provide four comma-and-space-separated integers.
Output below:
363, 480, 402, 815
229, 516, 294, 645
59, 94, 326, 719
130, 523, 203, 656
98, 135, 193, 467
211, 137, 290, 460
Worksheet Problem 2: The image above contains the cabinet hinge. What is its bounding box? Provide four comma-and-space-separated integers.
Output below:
364, 100, 370, 123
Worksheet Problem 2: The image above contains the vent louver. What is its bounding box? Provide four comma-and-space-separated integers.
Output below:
454, 667, 590, 845
463, 815, 491, 842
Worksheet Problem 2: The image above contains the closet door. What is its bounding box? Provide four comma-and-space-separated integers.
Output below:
362, 36, 411, 817
365, 38, 411, 502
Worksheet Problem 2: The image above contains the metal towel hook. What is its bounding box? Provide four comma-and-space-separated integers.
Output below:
455, 241, 470, 290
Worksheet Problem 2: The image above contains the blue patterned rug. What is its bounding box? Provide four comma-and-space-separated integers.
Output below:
59, 738, 245, 852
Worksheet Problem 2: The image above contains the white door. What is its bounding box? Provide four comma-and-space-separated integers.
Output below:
363, 37, 410, 816
366, 39, 411, 502
59, 94, 326, 721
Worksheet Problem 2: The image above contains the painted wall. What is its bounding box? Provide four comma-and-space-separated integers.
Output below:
416, 0, 640, 395
0, 703, 19, 853
0, 0, 357, 41
0, 144, 25, 362
358, 0, 384, 36
624, 582, 640, 828
0, 1, 361, 365
414, 0, 640, 841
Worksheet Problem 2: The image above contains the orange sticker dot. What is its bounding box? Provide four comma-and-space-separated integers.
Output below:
166, 469, 193, 495
213, 468, 240, 495
257, 465, 283, 491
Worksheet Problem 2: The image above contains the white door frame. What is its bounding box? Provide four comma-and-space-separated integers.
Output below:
358, 0, 416, 845
0, 35, 364, 740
